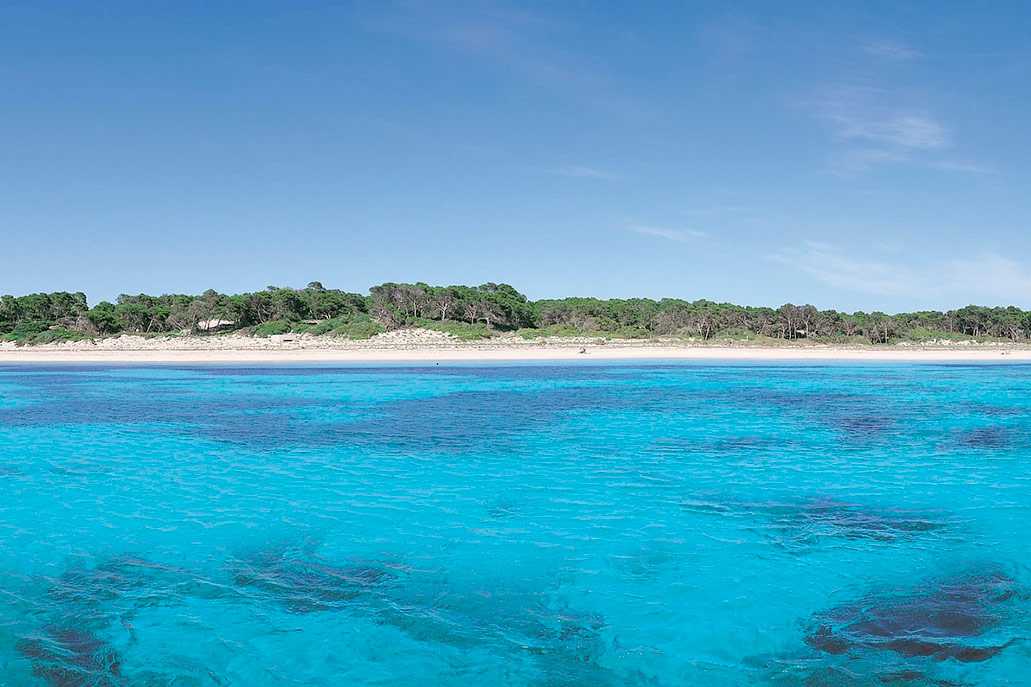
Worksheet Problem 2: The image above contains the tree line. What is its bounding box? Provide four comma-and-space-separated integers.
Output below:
2, 281, 1031, 344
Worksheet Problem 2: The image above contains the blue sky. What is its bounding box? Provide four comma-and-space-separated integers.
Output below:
3, 1, 1030, 312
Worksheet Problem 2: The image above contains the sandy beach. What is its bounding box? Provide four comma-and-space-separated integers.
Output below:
1, 329, 1030, 363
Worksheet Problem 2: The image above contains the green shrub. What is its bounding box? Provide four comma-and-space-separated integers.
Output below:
2, 326, 90, 346
901, 328, 978, 342
245, 320, 293, 337
3, 321, 50, 342
305, 317, 353, 335
42, 329, 87, 344
714, 328, 756, 341
26, 328, 89, 345
608, 326, 651, 340
521, 324, 594, 338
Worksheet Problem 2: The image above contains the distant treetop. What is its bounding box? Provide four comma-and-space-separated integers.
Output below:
1, 282, 1028, 345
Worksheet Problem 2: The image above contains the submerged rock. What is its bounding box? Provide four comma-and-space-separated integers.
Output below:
230, 544, 395, 613
18, 627, 125, 687
376, 581, 613, 685
723, 388, 896, 442
806, 569, 1022, 663
229, 544, 622, 683
782, 497, 944, 542
47, 555, 218, 615
953, 426, 1017, 450
683, 495, 945, 544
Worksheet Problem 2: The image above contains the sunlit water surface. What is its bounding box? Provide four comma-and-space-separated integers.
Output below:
1, 362, 1030, 686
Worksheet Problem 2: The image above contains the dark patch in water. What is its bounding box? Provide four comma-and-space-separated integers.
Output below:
806, 570, 1022, 663
0, 462, 21, 475
18, 627, 125, 687
0, 366, 909, 456
45, 555, 224, 619
21, 555, 271, 685
230, 545, 395, 613
208, 384, 630, 451
832, 413, 893, 436
952, 426, 1017, 450
785, 498, 944, 542
374, 580, 614, 685
713, 435, 783, 450
0, 383, 314, 431
0, 371, 632, 452
344, 386, 627, 452
713, 387, 900, 443
964, 402, 1024, 417
485, 497, 522, 519
683, 495, 945, 543
650, 435, 793, 455
229, 542, 623, 683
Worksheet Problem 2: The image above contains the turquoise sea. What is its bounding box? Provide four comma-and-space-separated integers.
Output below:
1, 362, 1029, 686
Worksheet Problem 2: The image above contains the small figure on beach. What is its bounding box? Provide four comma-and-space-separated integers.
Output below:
579, 347, 587, 354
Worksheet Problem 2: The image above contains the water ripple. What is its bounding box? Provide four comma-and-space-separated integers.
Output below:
1, 363, 1030, 685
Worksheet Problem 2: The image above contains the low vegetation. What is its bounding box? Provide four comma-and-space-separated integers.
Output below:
2, 281, 1031, 345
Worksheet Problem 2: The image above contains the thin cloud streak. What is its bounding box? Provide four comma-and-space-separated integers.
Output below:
548, 165, 622, 180
629, 223, 706, 243
863, 42, 922, 62
807, 83, 977, 175
772, 242, 1031, 303
770, 242, 923, 296
946, 254, 1031, 301
817, 86, 949, 150
365, 2, 603, 91
833, 147, 911, 174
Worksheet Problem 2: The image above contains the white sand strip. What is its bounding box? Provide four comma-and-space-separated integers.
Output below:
1, 345, 1030, 363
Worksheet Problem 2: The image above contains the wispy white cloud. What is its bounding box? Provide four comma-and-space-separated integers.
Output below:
365, 2, 601, 90
843, 112, 948, 149
810, 85, 958, 175
548, 165, 622, 180
628, 223, 706, 243
833, 147, 912, 174
769, 242, 923, 296
818, 86, 948, 150
945, 254, 1031, 300
864, 41, 922, 62
772, 242, 1031, 303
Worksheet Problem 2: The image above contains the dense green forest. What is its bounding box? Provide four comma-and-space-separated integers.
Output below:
2, 281, 1030, 345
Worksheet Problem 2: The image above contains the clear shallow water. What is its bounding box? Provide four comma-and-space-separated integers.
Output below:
0, 362, 1029, 686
